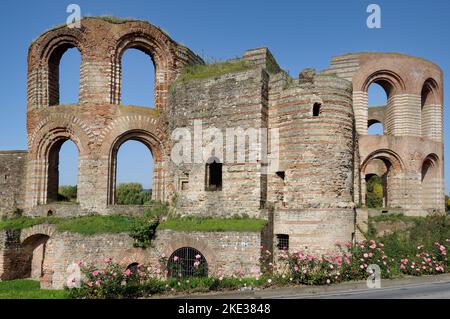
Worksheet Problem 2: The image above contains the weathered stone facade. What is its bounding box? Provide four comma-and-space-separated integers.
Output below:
0, 17, 445, 288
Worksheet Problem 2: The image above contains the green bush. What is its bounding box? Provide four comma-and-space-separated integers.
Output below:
366, 175, 384, 208
116, 183, 153, 205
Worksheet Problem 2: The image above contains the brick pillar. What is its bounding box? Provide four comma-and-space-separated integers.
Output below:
385, 94, 421, 137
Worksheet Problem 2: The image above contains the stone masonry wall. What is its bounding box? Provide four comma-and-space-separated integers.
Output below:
168, 67, 269, 217
0, 151, 28, 217
41, 229, 261, 289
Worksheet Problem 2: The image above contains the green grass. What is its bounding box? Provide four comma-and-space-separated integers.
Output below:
158, 217, 268, 232
56, 215, 135, 235
0, 215, 134, 235
0, 216, 62, 230
176, 60, 253, 83
0, 280, 68, 299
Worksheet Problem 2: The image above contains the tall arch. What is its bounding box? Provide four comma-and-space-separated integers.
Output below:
28, 29, 85, 109
108, 130, 164, 205
111, 29, 176, 109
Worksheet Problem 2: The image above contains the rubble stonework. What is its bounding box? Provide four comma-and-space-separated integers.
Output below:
0, 17, 445, 288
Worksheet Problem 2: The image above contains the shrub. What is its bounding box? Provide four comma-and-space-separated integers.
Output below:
58, 185, 77, 202
116, 183, 153, 205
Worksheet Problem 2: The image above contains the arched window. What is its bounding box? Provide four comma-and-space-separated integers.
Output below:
312, 103, 321, 117
367, 83, 387, 135
49, 46, 81, 106
115, 140, 153, 205
47, 139, 79, 203
205, 157, 222, 191
167, 247, 208, 278
121, 48, 155, 107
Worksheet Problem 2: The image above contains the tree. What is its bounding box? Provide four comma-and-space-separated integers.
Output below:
116, 183, 152, 205
366, 175, 384, 208
58, 185, 77, 202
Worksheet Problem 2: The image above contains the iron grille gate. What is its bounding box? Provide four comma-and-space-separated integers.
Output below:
168, 247, 208, 278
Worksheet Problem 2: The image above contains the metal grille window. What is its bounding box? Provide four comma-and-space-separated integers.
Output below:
276, 234, 289, 251
167, 247, 208, 278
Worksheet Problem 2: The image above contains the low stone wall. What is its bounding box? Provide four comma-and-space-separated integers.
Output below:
1, 227, 263, 289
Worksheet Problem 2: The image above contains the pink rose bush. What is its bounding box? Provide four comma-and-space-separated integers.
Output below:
68, 236, 450, 298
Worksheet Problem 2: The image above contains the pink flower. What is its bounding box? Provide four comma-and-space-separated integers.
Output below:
363, 253, 369, 259
124, 269, 132, 276
92, 270, 99, 277
87, 282, 93, 287
344, 241, 352, 249
95, 280, 101, 287
329, 265, 334, 270
104, 258, 112, 263
195, 254, 201, 259
173, 256, 179, 262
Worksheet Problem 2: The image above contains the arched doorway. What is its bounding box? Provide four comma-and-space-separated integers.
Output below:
20, 234, 50, 280
167, 247, 208, 278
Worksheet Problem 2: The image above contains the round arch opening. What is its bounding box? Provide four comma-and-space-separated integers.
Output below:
167, 247, 208, 278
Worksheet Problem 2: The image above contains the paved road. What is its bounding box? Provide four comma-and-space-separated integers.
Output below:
276, 280, 450, 299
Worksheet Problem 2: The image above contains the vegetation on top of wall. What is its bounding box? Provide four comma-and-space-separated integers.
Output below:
158, 216, 268, 233
175, 60, 253, 84
56, 215, 136, 235
118, 105, 160, 117
0, 216, 61, 230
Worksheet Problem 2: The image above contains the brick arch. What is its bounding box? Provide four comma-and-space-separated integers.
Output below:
29, 28, 86, 108
20, 224, 56, 244
28, 113, 94, 152
361, 149, 404, 174
360, 69, 406, 97
111, 25, 179, 108
30, 121, 91, 160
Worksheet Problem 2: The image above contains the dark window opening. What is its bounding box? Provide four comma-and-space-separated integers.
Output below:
276, 234, 289, 251
313, 103, 321, 117
276, 171, 285, 180
206, 158, 222, 191
167, 247, 208, 278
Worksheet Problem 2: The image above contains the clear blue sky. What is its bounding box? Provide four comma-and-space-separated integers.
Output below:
0, 0, 449, 192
